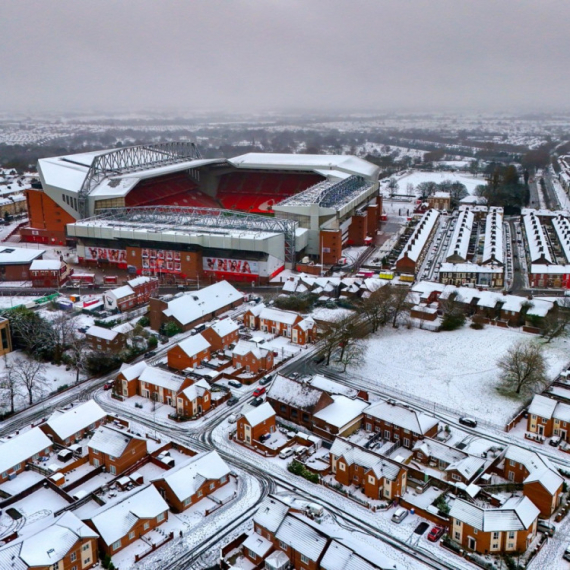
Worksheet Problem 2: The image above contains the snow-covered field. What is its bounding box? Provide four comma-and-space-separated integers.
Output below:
383, 170, 487, 196
357, 326, 569, 424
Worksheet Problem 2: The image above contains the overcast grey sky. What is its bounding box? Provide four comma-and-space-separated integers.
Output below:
2, 0, 569, 114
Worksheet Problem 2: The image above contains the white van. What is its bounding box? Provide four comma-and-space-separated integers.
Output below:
391, 508, 408, 523
279, 447, 295, 459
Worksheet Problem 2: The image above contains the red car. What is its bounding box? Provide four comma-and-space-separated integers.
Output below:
427, 526, 445, 542
253, 386, 266, 398
103, 382, 114, 391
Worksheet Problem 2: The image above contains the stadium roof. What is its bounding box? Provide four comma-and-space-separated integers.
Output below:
229, 153, 379, 180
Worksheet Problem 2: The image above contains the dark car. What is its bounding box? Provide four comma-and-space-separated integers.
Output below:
253, 386, 266, 398
251, 397, 264, 407
314, 354, 326, 365
458, 417, 478, 428
227, 396, 239, 406
144, 350, 157, 358
103, 382, 114, 391
259, 433, 271, 443
427, 526, 445, 542
228, 380, 243, 389
259, 375, 273, 386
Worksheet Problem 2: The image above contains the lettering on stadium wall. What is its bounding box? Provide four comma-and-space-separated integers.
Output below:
141, 249, 182, 272
203, 257, 259, 275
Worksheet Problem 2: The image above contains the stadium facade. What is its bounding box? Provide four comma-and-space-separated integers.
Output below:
24, 143, 381, 283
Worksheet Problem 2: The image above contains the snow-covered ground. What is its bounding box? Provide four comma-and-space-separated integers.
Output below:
356, 326, 570, 425
383, 170, 487, 196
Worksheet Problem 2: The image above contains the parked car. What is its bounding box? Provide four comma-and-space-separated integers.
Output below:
538, 520, 556, 535
289, 372, 300, 380
391, 508, 408, 524
279, 447, 295, 459
103, 382, 114, 390
228, 380, 243, 389
228, 414, 238, 424
227, 396, 239, 406
251, 397, 264, 407
314, 354, 326, 365
253, 386, 266, 398
144, 350, 157, 358
259, 433, 271, 443
563, 544, 570, 561
458, 417, 478, 428
427, 526, 445, 542
549, 436, 561, 447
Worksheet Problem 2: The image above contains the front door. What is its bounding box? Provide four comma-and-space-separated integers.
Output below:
292, 329, 298, 344
538, 425, 544, 436
468, 537, 476, 550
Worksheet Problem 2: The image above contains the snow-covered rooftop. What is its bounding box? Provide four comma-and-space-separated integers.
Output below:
177, 333, 211, 358
88, 425, 145, 458
139, 366, 184, 392
482, 207, 504, 265
313, 395, 368, 429
86, 484, 168, 545
29, 259, 63, 271
267, 375, 325, 411
523, 211, 552, 264
46, 400, 107, 441
85, 325, 120, 341
0, 246, 44, 265
242, 401, 275, 427
107, 284, 135, 300
163, 281, 242, 326
397, 209, 440, 264
0, 427, 52, 475
365, 401, 438, 435
446, 208, 474, 262
259, 307, 300, 326
208, 318, 239, 338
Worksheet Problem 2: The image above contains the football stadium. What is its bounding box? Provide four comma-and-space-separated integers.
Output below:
24, 142, 381, 282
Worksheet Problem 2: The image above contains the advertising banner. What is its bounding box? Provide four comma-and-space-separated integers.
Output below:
203, 257, 259, 275
84, 247, 127, 264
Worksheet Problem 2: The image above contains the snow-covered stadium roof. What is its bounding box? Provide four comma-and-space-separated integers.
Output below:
228, 153, 379, 181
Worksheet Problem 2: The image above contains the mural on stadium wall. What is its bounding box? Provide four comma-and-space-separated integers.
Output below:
202, 257, 259, 275
141, 248, 182, 272
84, 247, 127, 264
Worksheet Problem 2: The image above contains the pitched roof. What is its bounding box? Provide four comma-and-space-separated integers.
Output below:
232, 339, 271, 359
46, 400, 106, 440
85, 325, 119, 341
275, 514, 328, 562
176, 333, 211, 358
365, 401, 438, 435
87, 484, 168, 545
242, 402, 276, 427
88, 425, 145, 458
259, 307, 300, 325
313, 395, 368, 429
446, 456, 486, 481
152, 451, 230, 502
503, 446, 561, 493
162, 281, 242, 325
108, 284, 135, 300
181, 379, 211, 401
0, 427, 52, 475
208, 318, 239, 338
449, 496, 539, 532
253, 496, 289, 533
30, 259, 63, 271
139, 366, 184, 392
118, 359, 148, 381
528, 394, 557, 419
267, 375, 325, 411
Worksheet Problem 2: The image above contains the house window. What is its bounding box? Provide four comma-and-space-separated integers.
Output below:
279, 540, 288, 550
198, 490, 203, 497
492, 532, 500, 540
14, 463, 21, 471
221, 476, 227, 483
454, 531, 461, 540
473, 528, 478, 535
368, 476, 375, 484
384, 430, 390, 439
507, 542, 514, 549
82, 544, 89, 551
129, 530, 135, 540
210, 483, 215, 490
451, 473, 461, 481
301, 554, 309, 564
509, 460, 516, 467
508, 531, 515, 539
113, 540, 122, 551
339, 462, 346, 471
71, 552, 77, 562
248, 549, 257, 560
157, 512, 165, 522
184, 498, 191, 506
144, 522, 149, 530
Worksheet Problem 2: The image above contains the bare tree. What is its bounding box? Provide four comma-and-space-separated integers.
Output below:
357, 286, 393, 333
337, 338, 366, 372
9, 356, 48, 405
0, 356, 19, 414
497, 341, 548, 396
321, 313, 364, 366
67, 331, 89, 384
48, 312, 77, 364
389, 285, 410, 328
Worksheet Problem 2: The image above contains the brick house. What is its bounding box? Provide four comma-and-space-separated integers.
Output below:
116, 360, 149, 398
149, 280, 243, 332
413, 439, 485, 485
0, 511, 99, 570
0, 316, 12, 357
167, 334, 211, 371
232, 340, 274, 374
449, 496, 539, 555
88, 425, 148, 476
41, 399, 107, 446
176, 379, 211, 417
237, 402, 276, 445
104, 276, 159, 312
242, 303, 266, 329
201, 318, 240, 351
258, 307, 302, 338
86, 484, 169, 557
266, 375, 334, 431
138, 365, 184, 406
151, 450, 231, 513
85, 325, 127, 354
526, 394, 570, 439
291, 317, 317, 345
311, 395, 368, 441
29, 259, 72, 287
396, 209, 440, 275
329, 438, 407, 501
0, 427, 52, 483
363, 401, 439, 449
502, 446, 563, 517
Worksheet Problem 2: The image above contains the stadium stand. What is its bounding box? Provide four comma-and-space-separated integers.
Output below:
216, 171, 323, 213
125, 172, 220, 209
